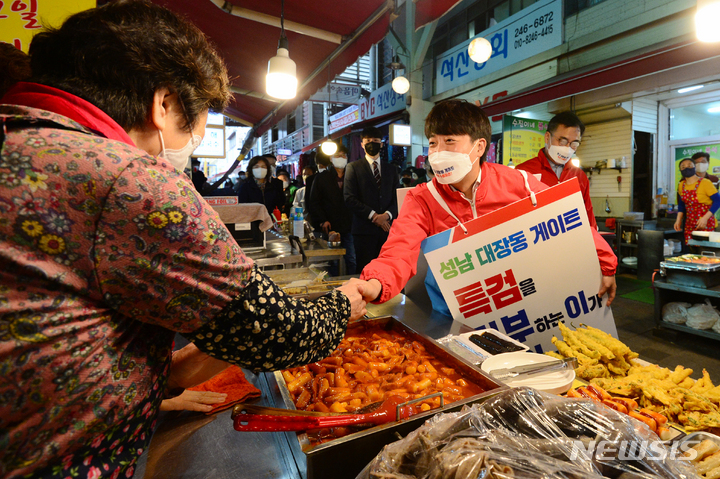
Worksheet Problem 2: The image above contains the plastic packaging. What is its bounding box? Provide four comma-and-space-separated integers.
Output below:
661, 302, 692, 325
686, 300, 720, 330
358, 387, 697, 479
292, 206, 304, 238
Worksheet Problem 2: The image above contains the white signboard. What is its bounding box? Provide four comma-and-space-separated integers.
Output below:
422, 179, 616, 353
310, 83, 363, 103
390, 124, 412, 146
329, 105, 360, 133
194, 126, 225, 158
435, 0, 562, 94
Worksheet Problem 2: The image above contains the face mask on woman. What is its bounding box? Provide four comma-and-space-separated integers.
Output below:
696, 162, 709, 174
546, 143, 574, 165
681, 167, 696, 178
428, 141, 479, 185
158, 130, 202, 170
331, 156, 348, 169
253, 167, 267, 179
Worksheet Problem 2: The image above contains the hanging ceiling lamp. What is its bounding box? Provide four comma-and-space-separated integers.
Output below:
388, 54, 409, 95
266, 0, 297, 99
468, 37, 492, 64
321, 140, 337, 156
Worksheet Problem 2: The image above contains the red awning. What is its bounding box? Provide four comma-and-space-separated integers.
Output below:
151, 0, 395, 136
414, 0, 462, 30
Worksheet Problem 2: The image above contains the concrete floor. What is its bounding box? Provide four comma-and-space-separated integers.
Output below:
613, 274, 720, 381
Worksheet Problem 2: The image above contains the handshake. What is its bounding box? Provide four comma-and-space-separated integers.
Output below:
335, 278, 383, 321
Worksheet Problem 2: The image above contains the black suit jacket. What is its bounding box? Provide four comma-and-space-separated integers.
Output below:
308, 168, 352, 234
344, 157, 399, 237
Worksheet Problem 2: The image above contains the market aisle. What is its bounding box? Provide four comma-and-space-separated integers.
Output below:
612, 274, 720, 380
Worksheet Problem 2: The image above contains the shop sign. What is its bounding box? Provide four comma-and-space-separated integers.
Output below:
359, 82, 406, 123
502, 115, 547, 166
205, 197, 239, 206
422, 179, 616, 353
674, 143, 720, 186
435, 0, 562, 94
329, 105, 359, 133
309, 83, 363, 104
194, 126, 225, 159
0, 0, 95, 52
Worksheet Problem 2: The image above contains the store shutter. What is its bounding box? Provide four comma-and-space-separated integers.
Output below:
632, 98, 658, 134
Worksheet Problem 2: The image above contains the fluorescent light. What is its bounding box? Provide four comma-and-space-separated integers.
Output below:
678, 85, 704, 94
697, 0, 720, 42
708, 106, 720, 113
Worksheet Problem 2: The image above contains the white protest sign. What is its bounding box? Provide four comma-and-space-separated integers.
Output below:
422, 179, 616, 353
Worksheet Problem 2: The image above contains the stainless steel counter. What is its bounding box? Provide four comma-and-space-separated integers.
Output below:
133, 296, 456, 479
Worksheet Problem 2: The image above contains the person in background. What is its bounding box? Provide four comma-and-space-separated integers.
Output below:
191, 158, 207, 192
343, 100, 617, 314
0, 3, 368, 475
308, 151, 332, 223
264, 153, 278, 177
344, 127, 399, 272
424, 160, 435, 182
293, 165, 316, 224
515, 111, 597, 230
415, 167, 428, 184
236, 155, 285, 217
308, 145, 357, 275
674, 158, 720, 244
400, 168, 416, 188
276, 169, 296, 216
692, 152, 719, 188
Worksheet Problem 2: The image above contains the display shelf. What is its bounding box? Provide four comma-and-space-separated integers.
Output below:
653, 278, 720, 342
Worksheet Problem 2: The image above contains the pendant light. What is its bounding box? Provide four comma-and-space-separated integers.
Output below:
697, 0, 720, 42
321, 140, 337, 155
388, 53, 409, 95
468, 37, 492, 63
266, 0, 297, 99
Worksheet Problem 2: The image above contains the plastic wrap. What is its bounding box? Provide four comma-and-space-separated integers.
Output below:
661, 302, 691, 325
686, 300, 720, 330
357, 387, 699, 479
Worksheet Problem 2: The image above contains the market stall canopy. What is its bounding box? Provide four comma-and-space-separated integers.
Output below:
151, 0, 401, 137
414, 0, 462, 30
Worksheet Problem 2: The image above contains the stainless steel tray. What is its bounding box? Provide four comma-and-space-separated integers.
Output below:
661, 254, 720, 273
272, 315, 507, 479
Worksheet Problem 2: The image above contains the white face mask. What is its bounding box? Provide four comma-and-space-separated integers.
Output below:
546, 143, 574, 165
697, 162, 709, 173
253, 167, 267, 179
159, 130, 201, 171
332, 156, 348, 169
428, 141, 479, 185
282, 180, 290, 188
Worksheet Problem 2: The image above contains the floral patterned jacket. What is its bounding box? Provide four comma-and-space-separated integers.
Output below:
0, 95, 350, 478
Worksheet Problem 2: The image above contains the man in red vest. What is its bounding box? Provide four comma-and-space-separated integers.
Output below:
516, 111, 597, 229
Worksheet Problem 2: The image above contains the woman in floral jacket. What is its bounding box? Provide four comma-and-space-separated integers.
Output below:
0, 1, 366, 478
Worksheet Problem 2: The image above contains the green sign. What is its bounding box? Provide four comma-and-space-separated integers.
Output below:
674, 143, 720, 187
502, 115, 547, 167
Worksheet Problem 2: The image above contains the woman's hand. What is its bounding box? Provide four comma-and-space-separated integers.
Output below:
697, 212, 712, 230
674, 213, 683, 232
167, 343, 230, 391
336, 282, 367, 321
160, 390, 227, 412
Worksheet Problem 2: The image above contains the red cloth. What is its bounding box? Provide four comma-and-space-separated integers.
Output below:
515, 148, 597, 229
361, 162, 618, 303
188, 366, 261, 414
1, 82, 135, 146
679, 180, 716, 244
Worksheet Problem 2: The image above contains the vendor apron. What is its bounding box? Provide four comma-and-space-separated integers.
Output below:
421, 170, 537, 315
680, 180, 716, 244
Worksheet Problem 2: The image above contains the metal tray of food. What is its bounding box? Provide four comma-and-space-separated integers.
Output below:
677, 431, 720, 477
661, 254, 720, 272
272, 316, 507, 479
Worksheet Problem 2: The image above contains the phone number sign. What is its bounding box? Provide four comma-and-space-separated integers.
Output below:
435, 0, 561, 94
423, 179, 617, 353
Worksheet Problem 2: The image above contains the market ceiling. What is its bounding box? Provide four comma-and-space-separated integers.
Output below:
149, 0, 459, 137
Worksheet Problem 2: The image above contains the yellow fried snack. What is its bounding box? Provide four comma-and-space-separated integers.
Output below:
669, 365, 694, 384
551, 337, 598, 366
679, 377, 695, 389
559, 323, 601, 360
690, 369, 715, 394
545, 351, 564, 360
572, 328, 615, 361
578, 364, 609, 381
578, 324, 632, 356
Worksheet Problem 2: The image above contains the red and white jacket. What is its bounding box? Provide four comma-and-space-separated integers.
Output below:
361, 161, 617, 303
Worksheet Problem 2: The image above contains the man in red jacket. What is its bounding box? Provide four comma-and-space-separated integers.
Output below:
516, 111, 597, 229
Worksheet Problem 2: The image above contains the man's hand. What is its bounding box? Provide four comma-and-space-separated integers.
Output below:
372, 212, 391, 231
160, 390, 227, 412
598, 275, 617, 306
320, 221, 332, 235
336, 281, 367, 320
343, 277, 382, 303
167, 343, 230, 391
